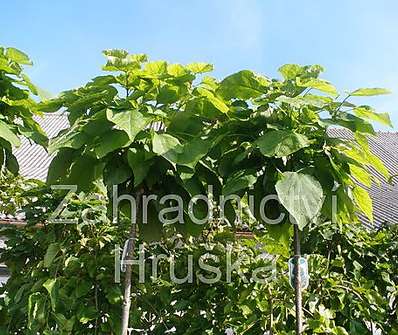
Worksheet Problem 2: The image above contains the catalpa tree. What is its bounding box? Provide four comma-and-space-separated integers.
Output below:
44, 50, 391, 334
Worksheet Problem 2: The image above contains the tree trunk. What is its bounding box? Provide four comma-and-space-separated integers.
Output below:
294, 224, 303, 334
120, 193, 141, 335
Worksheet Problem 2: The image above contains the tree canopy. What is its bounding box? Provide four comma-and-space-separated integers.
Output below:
0, 47, 396, 334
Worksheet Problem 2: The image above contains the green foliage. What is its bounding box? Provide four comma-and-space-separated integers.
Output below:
275, 172, 324, 230
0, 50, 396, 334
44, 51, 392, 237
0, 189, 127, 335
0, 46, 47, 175
1, 184, 396, 334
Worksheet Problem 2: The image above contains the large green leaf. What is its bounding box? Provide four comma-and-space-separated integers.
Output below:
275, 172, 324, 229
350, 88, 390, 96
196, 87, 229, 113
144, 60, 168, 77
106, 109, 152, 140
349, 164, 372, 187
152, 133, 210, 168
0, 120, 21, 147
222, 170, 257, 196
177, 138, 212, 168
297, 78, 338, 96
157, 85, 181, 104
103, 158, 132, 186
256, 130, 310, 158
186, 62, 213, 73
44, 243, 60, 268
28, 293, 47, 328
67, 155, 98, 191
352, 185, 373, 222
217, 70, 269, 100
6, 47, 32, 65
127, 148, 152, 187
353, 106, 392, 127
152, 133, 181, 163
94, 130, 131, 158
278, 64, 304, 80
321, 113, 375, 135
48, 124, 88, 154
5, 150, 19, 175
47, 148, 76, 184
278, 64, 324, 81
43, 278, 59, 312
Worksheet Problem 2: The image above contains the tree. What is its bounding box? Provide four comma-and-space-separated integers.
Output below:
15, 50, 394, 334
196, 64, 392, 333
42, 50, 224, 334
0, 46, 47, 175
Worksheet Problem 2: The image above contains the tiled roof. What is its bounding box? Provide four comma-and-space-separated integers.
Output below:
11, 116, 398, 228
328, 128, 398, 228
14, 112, 69, 180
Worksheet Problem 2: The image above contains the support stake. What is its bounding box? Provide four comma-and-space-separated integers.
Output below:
293, 224, 303, 334
121, 192, 142, 335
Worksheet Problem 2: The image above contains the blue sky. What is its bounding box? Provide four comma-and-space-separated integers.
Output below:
1, 0, 397, 129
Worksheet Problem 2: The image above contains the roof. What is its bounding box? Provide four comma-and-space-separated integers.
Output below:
12, 116, 398, 228
14, 113, 69, 180
328, 128, 398, 228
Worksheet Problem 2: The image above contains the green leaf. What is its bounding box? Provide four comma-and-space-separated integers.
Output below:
103, 158, 132, 186
144, 60, 168, 77
217, 70, 269, 100
256, 130, 310, 157
44, 243, 60, 268
157, 85, 180, 104
196, 87, 229, 113
75, 280, 92, 298
139, 202, 163, 242
21, 74, 38, 95
321, 113, 375, 135
102, 49, 143, 71
127, 148, 152, 186
352, 185, 373, 222
0, 120, 21, 147
152, 134, 211, 168
5, 150, 19, 175
6, 47, 32, 65
48, 124, 88, 154
298, 78, 338, 96
106, 109, 152, 140
77, 305, 98, 324
266, 223, 293, 256
222, 171, 257, 196
28, 293, 47, 328
67, 155, 98, 191
53, 313, 75, 332
349, 164, 372, 187
344, 147, 389, 179
94, 130, 131, 158
43, 278, 59, 312
275, 172, 324, 229
353, 106, 393, 127
278, 64, 304, 80
186, 62, 213, 73
47, 148, 76, 184
177, 137, 212, 168
105, 286, 123, 304
152, 133, 181, 162
350, 88, 391, 96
